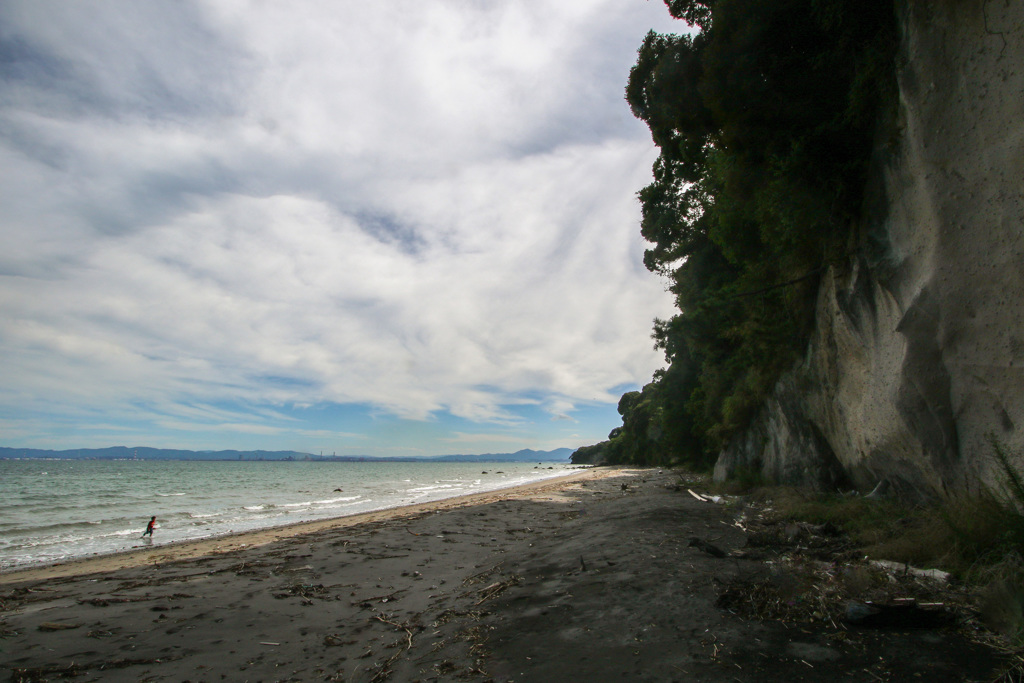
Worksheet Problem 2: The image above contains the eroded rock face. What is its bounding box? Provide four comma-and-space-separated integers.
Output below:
715, 0, 1024, 499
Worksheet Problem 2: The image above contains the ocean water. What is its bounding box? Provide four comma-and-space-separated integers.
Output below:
0, 459, 576, 571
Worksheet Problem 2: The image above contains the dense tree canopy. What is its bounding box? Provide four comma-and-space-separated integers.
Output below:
576, 0, 897, 468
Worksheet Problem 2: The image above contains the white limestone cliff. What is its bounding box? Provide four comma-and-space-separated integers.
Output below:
714, 0, 1024, 498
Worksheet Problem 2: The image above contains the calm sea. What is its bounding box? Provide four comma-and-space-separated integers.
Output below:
0, 459, 576, 571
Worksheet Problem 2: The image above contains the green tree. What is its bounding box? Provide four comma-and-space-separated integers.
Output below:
595, 0, 897, 468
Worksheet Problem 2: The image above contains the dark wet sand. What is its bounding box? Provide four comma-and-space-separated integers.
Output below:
0, 468, 1007, 682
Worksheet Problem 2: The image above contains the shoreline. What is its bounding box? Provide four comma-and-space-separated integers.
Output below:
1, 468, 1006, 682
0, 466, 618, 585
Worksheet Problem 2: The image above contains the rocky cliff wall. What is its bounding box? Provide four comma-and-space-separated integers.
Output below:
714, 0, 1024, 499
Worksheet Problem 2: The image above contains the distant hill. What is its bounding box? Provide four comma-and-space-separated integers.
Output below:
0, 446, 574, 463
426, 448, 573, 463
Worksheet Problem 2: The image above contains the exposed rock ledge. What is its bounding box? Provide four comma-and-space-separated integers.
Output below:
715, 0, 1024, 499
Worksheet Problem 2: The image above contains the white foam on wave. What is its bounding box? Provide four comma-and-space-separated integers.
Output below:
108, 528, 141, 538
18, 526, 140, 550
314, 499, 369, 511
408, 484, 457, 493
314, 495, 361, 505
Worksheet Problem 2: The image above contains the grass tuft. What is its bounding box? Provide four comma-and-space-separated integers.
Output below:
708, 466, 769, 495
756, 439, 1024, 646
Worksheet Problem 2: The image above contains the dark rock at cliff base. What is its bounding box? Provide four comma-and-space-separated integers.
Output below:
844, 601, 953, 629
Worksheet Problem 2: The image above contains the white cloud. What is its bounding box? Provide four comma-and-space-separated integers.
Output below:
0, 0, 680, 450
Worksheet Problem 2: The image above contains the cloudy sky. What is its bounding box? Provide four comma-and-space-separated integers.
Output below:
0, 1, 681, 457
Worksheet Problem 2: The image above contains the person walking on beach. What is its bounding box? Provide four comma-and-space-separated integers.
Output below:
141, 516, 156, 540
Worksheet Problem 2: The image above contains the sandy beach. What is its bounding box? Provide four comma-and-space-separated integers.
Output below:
0, 468, 1008, 682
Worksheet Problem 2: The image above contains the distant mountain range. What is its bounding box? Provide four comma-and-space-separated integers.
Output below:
0, 446, 574, 463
